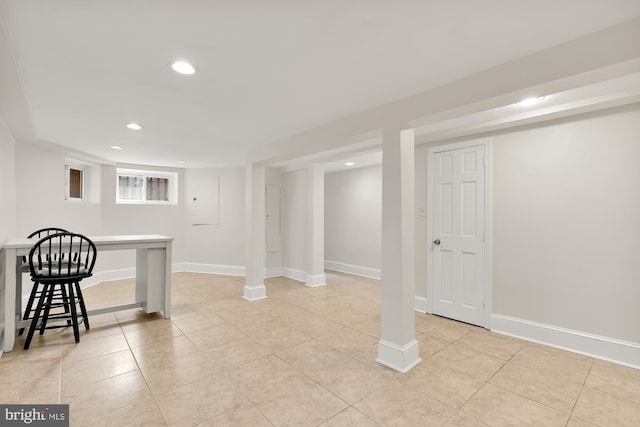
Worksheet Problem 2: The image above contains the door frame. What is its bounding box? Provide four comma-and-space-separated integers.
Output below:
426, 138, 493, 328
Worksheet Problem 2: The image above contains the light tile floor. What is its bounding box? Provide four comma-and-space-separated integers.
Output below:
1, 271, 639, 426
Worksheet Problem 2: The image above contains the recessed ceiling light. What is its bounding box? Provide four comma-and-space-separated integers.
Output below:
177, 160, 186, 164
518, 96, 546, 106
110, 145, 123, 150
345, 162, 355, 166
126, 123, 142, 130
171, 61, 196, 75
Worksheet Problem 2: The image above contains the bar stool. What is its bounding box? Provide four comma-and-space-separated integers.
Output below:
24, 232, 97, 349
18, 227, 69, 335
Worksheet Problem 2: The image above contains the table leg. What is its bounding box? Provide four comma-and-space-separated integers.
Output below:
2, 249, 18, 352
164, 242, 172, 318
135, 247, 166, 314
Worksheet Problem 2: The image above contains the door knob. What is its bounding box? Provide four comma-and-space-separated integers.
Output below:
433, 239, 441, 246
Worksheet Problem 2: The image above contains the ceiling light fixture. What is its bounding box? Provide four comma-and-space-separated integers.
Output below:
177, 160, 186, 164
518, 96, 546, 107
345, 162, 355, 166
126, 123, 143, 130
171, 61, 196, 75
110, 145, 124, 150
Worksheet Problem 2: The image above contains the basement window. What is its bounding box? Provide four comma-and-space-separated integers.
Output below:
116, 168, 178, 205
65, 165, 84, 201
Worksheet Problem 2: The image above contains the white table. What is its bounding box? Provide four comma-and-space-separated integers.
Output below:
1, 234, 173, 352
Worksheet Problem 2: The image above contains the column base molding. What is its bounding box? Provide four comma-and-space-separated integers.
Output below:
243, 284, 267, 301
376, 338, 421, 373
305, 273, 327, 287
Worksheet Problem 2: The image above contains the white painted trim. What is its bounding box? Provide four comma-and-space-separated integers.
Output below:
283, 267, 306, 282
83, 262, 379, 287
305, 273, 327, 287
426, 138, 492, 327
425, 145, 434, 314
414, 296, 429, 313
484, 139, 493, 329
82, 263, 280, 286
243, 285, 267, 301
265, 266, 284, 279
181, 262, 280, 279
491, 314, 640, 369
82, 263, 246, 290
324, 260, 381, 280
80, 268, 136, 288
180, 262, 245, 277
376, 338, 422, 373
172, 262, 188, 272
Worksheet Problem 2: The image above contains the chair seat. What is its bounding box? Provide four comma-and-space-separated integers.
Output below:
35, 264, 88, 276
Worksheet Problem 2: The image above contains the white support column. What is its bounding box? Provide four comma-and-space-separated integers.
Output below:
305, 163, 326, 287
377, 127, 421, 373
243, 163, 267, 301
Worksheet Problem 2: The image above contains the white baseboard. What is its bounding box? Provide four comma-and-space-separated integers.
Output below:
283, 267, 306, 282
85, 263, 282, 286
181, 263, 283, 279
81, 268, 136, 288
491, 314, 640, 369
172, 262, 187, 273
324, 260, 381, 280
415, 296, 429, 313
88, 262, 379, 286
265, 266, 284, 279
376, 338, 422, 373
243, 285, 267, 301
180, 262, 246, 276
305, 273, 327, 287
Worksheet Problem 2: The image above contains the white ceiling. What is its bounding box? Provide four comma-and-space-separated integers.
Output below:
1, 1, 639, 168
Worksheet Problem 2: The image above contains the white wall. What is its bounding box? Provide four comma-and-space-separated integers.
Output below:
0, 119, 17, 348
0, 120, 16, 245
14, 146, 185, 272
11, 145, 249, 275
15, 142, 102, 237
99, 164, 187, 271
491, 106, 640, 344
322, 106, 640, 363
324, 165, 382, 274
415, 145, 428, 299
182, 167, 245, 268
7, 105, 638, 362
265, 167, 284, 273
283, 169, 307, 273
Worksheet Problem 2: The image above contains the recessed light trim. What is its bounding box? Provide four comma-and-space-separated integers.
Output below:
110, 145, 124, 150
345, 162, 355, 166
126, 123, 143, 130
171, 61, 196, 75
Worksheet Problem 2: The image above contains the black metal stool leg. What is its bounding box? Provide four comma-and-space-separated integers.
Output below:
75, 281, 90, 330
39, 284, 57, 335
67, 282, 81, 343
60, 285, 73, 327
24, 283, 49, 350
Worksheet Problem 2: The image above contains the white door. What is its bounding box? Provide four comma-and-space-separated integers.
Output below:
431, 143, 486, 326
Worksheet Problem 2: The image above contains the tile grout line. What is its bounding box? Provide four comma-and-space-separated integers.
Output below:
58, 337, 63, 404
568, 357, 595, 419
119, 314, 171, 427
